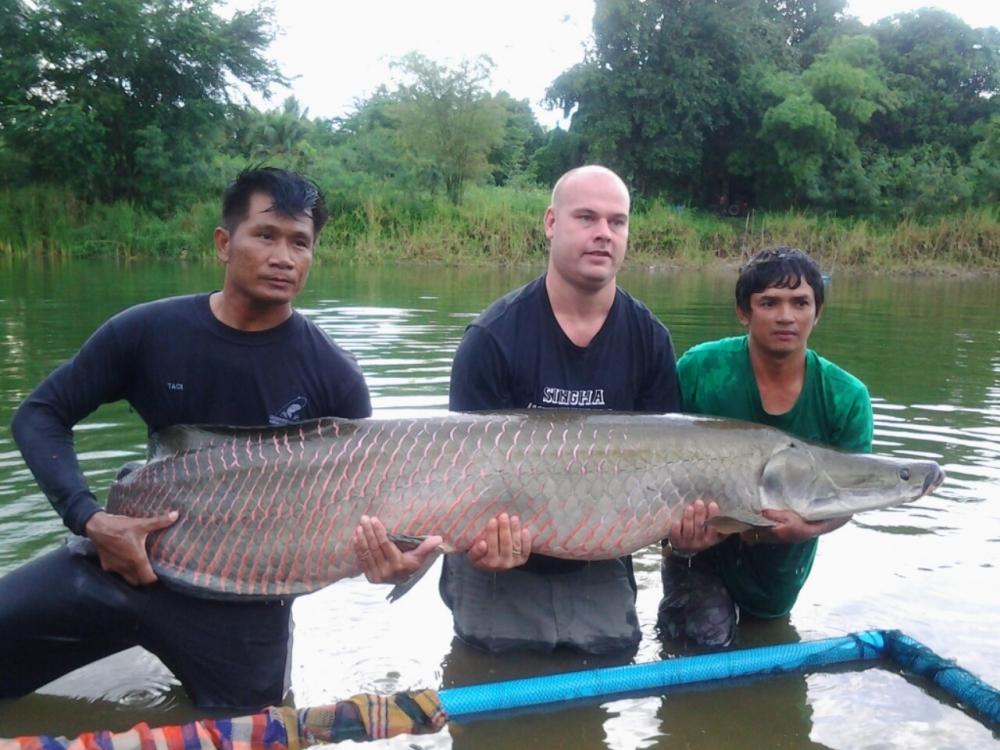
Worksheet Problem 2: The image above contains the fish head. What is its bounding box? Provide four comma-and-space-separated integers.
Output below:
759, 441, 945, 521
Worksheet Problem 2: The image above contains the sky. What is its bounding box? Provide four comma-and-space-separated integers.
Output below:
228, 1, 999, 130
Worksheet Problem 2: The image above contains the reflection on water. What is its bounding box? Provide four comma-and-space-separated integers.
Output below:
0, 259, 998, 748
309, 302, 454, 415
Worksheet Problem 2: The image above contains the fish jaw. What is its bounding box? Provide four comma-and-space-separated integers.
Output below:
760, 442, 946, 521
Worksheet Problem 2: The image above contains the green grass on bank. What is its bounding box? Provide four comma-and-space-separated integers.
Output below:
2, 185, 998, 273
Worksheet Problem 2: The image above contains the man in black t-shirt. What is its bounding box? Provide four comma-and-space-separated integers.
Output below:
356, 166, 680, 654
2, 168, 372, 711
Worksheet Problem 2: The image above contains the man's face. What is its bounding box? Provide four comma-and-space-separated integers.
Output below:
545, 170, 629, 291
215, 192, 316, 307
738, 282, 820, 358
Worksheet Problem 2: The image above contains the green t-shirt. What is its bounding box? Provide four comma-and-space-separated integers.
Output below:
678, 335, 873, 618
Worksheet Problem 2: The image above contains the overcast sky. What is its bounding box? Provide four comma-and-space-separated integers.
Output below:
229, 1, 999, 129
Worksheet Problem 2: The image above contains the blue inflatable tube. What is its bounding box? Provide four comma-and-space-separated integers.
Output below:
438, 630, 999, 731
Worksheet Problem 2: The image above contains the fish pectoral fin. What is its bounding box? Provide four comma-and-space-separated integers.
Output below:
385, 545, 446, 603
707, 511, 778, 534
386, 533, 427, 553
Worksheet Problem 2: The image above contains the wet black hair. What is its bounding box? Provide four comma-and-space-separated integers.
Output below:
735, 246, 825, 315
222, 166, 329, 237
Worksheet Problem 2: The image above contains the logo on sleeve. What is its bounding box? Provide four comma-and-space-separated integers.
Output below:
270, 396, 308, 425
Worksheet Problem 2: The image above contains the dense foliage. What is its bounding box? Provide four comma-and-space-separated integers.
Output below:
549, 0, 1000, 215
0, 0, 997, 251
0, 0, 282, 210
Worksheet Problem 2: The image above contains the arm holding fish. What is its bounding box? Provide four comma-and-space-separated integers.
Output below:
84, 509, 178, 585
354, 516, 443, 585
11, 316, 178, 585
465, 513, 532, 572
665, 498, 728, 556
354, 513, 531, 583
665, 497, 850, 551
744, 512, 849, 545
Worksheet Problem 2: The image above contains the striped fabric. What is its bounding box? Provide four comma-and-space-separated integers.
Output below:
0, 690, 447, 750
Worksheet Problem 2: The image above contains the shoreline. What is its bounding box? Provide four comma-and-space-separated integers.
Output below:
2, 186, 998, 275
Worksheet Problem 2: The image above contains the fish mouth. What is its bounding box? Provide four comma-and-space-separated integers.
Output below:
922, 465, 945, 495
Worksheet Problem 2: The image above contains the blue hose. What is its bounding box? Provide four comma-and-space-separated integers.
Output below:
7, 630, 995, 746
438, 630, 999, 731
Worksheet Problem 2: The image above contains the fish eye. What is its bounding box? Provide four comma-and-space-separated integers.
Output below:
899, 468, 911, 481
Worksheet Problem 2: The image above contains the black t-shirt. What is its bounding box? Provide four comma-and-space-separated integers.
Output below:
448, 275, 680, 572
12, 293, 371, 535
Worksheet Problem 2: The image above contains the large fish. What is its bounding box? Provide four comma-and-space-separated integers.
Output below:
106, 412, 944, 600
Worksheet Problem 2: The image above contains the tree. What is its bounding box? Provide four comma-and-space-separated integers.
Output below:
0, 0, 283, 208
0, 0, 32, 109
388, 53, 508, 203
972, 115, 1000, 204
737, 35, 897, 211
488, 91, 545, 186
311, 90, 432, 229
547, 0, 801, 201
768, 0, 849, 49
870, 10, 1000, 157
542, 0, 998, 216
530, 127, 587, 187
231, 97, 317, 172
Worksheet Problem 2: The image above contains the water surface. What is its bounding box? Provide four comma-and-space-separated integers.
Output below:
0, 258, 997, 748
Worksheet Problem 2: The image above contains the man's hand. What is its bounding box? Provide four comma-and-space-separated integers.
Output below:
354, 515, 443, 585
84, 510, 178, 586
743, 510, 852, 545
468, 513, 532, 572
664, 499, 725, 557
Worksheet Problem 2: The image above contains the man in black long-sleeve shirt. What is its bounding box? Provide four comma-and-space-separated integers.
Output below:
3, 168, 372, 711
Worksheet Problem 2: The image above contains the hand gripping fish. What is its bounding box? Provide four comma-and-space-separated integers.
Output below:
105, 412, 944, 600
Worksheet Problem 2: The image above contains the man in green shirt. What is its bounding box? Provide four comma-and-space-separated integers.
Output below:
658, 247, 873, 647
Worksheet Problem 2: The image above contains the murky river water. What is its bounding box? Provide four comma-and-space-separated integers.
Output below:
0, 258, 997, 748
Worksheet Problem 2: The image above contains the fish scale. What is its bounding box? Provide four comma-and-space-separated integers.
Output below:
106, 411, 944, 600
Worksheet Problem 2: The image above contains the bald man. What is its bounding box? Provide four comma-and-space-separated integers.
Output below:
418, 166, 680, 654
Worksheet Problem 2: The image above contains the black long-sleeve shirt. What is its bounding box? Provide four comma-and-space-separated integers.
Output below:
12, 293, 371, 535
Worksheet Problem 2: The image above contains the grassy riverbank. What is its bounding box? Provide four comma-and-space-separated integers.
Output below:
3, 186, 998, 273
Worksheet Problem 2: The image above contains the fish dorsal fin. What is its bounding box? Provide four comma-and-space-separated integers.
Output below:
149, 425, 228, 460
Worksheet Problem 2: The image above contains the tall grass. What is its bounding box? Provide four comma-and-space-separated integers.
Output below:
2, 185, 998, 272
0, 187, 218, 258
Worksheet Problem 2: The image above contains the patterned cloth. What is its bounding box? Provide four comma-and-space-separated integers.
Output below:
0, 690, 447, 750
